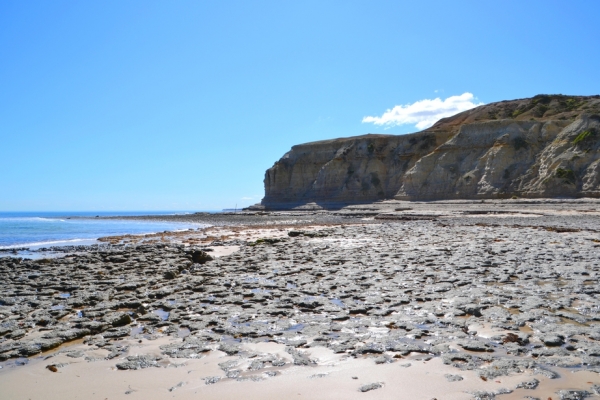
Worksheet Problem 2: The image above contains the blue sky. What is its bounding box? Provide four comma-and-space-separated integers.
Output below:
1, 1, 599, 211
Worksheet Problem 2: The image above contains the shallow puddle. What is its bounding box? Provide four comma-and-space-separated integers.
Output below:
130, 325, 144, 336
285, 323, 304, 332
330, 298, 345, 308
152, 309, 169, 321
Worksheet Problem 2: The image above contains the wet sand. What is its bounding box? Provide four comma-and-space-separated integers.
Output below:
6, 336, 596, 400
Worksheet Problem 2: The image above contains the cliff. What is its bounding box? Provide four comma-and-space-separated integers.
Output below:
259, 95, 600, 209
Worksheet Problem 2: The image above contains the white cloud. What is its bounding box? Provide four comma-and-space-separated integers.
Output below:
362, 92, 484, 130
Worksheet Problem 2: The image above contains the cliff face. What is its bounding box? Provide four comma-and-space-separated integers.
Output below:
261, 95, 600, 208
261, 131, 453, 208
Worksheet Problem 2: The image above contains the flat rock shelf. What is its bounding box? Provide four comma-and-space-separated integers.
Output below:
1, 201, 600, 399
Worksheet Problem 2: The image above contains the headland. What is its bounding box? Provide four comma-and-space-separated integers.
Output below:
257, 95, 600, 210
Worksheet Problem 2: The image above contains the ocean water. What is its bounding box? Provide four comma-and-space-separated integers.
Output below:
0, 211, 204, 249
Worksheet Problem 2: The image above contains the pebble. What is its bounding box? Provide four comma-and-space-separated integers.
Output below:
359, 382, 383, 392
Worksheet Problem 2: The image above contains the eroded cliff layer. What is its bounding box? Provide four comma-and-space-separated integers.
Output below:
261, 95, 600, 208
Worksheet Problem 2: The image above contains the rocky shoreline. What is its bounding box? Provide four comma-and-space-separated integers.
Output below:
1, 201, 600, 399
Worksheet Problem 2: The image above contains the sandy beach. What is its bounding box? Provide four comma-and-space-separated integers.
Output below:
2, 199, 600, 399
